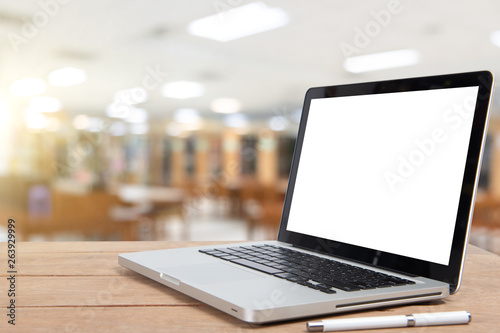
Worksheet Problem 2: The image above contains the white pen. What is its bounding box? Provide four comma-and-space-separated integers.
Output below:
307, 310, 471, 332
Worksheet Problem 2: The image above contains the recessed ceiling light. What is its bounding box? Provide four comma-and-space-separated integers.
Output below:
211, 98, 242, 114
188, 2, 289, 42
343, 49, 420, 73
11, 78, 46, 97
162, 81, 205, 99
490, 30, 500, 47
48, 67, 87, 87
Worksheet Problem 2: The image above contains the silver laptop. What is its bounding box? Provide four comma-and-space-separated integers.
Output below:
119, 71, 494, 324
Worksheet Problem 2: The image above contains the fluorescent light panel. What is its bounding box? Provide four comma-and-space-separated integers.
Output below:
188, 2, 289, 42
162, 81, 205, 99
48, 67, 86, 87
210, 98, 242, 114
344, 49, 420, 73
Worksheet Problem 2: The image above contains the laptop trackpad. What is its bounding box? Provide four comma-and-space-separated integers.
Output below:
159, 262, 264, 285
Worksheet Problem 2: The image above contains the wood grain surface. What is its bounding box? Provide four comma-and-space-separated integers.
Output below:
0, 241, 498, 332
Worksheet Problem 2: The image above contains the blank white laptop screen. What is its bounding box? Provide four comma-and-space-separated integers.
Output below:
286, 86, 479, 266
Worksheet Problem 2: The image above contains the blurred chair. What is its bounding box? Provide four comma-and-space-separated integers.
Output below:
473, 194, 500, 229
241, 179, 286, 239
470, 193, 500, 254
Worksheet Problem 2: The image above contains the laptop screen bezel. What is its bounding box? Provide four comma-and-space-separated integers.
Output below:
277, 71, 494, 294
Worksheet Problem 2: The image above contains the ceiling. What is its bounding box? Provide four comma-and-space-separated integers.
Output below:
0, 0, 499, 125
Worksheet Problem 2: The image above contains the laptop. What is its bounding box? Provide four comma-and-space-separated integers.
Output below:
119, 71, 494, 324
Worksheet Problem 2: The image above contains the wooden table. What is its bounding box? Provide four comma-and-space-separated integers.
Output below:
1, 241, 499, 332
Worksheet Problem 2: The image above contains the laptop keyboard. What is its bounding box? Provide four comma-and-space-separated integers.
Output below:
199, 244, 415, 294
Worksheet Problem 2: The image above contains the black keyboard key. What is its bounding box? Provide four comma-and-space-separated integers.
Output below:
266, 263, 289, 270
219, 255, 240, 261
318, 286, 337, 294
234, 254, 255, 260
275, 272, 301, 281
323, 279, 362, 292
249, 257, 267, 262
199, 249, 221, 256
304, 279, 322, 288
229, 258, 284, 275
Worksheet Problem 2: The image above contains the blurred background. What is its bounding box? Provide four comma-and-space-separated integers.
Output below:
0, 0, 499, 253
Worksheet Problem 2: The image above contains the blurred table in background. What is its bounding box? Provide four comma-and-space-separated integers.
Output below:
112, 184, 186, 240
